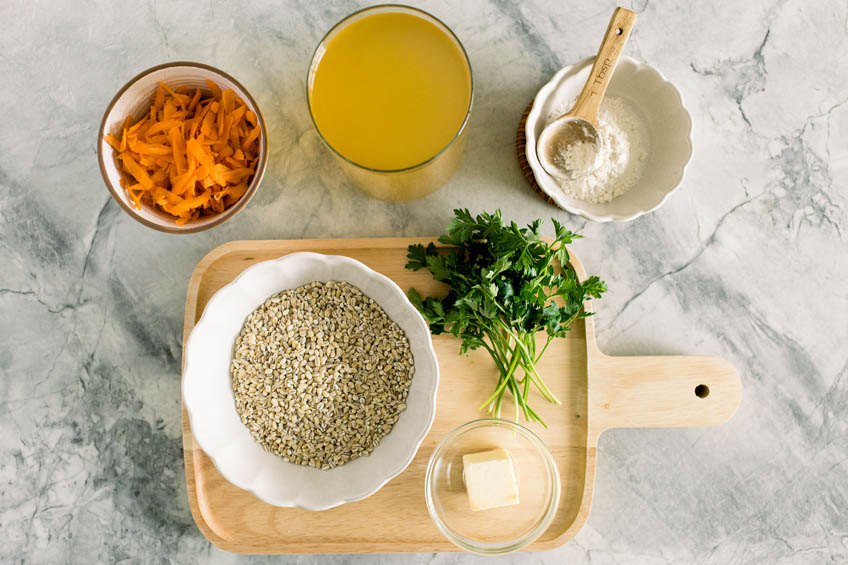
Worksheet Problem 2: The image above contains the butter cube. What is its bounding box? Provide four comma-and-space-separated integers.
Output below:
462, 448, 519, 511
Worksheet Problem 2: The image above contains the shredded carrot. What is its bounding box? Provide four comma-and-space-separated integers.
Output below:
187, 88, 202, 112
205, 79, 222, 100
107, 81, 260, 222
168, 126, 187, 174
105, 133, 121, 151
118, 152, 154, 190
242, 126, 260, 151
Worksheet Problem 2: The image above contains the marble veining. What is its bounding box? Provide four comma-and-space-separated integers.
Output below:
1, 0, 846, 563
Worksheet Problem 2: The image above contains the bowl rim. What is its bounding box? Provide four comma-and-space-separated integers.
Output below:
424, 418, 561, 555
525, 56, 693, 222
182, 252, 440, 510
97, 61, 269, 234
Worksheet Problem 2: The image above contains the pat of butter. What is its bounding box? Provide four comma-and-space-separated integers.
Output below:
462, 448, 519, 511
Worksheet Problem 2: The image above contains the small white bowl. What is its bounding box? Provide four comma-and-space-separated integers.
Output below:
182, 252, 439, 510
525, 56, 692, 222
98, 62, 268, 234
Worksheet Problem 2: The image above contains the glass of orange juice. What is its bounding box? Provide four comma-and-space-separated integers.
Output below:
307, 5, 473, 202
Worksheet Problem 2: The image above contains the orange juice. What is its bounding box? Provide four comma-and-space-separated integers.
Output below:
309, 9, 472, 172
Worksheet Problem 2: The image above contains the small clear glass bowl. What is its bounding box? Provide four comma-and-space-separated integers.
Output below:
425, 419, 560, 555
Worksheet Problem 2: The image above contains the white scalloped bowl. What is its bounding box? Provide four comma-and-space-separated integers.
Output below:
182, 252, 439, 510
525, 56, 693, 222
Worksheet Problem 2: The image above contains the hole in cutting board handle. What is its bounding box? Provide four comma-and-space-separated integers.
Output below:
615, 27, 623, 35
694, 384, 710, 398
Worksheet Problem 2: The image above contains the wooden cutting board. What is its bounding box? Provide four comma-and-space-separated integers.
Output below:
181, 238, 741, 554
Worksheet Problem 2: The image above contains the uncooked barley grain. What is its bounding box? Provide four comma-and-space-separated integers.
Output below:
230, 281, 414, 470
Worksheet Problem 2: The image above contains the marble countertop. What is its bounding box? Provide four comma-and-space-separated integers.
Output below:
2, 0, 846, 562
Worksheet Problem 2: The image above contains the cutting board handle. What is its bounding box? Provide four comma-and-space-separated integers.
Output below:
590, 354, 742, 432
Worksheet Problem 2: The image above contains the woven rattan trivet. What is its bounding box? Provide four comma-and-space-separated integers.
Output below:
516, 101, 559, 208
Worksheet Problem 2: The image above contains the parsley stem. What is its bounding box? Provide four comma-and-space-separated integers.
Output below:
529, 371, 560, 405
479, 341, 521, 410
515, 336, 561, 405
535, 335, 554, 364
495, 321, 535, 358
508, 378, 521, 422
507, 377, 529, 422
480, 340, 506, 374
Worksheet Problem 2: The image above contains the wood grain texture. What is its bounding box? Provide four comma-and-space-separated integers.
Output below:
570, 7, 637, 125
181, 238, 741, 554
516, 101, 560, 207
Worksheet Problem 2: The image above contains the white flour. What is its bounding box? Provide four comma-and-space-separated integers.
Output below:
545, 95, 649, 203
553, 139, 599, 176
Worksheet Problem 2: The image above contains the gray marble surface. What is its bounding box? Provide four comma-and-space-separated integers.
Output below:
1, 0, 846, 563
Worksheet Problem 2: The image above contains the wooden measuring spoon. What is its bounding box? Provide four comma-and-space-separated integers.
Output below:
537, 7, 637, 179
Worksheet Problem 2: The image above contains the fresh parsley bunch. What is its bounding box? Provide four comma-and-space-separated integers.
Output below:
406, 209, 607, 426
